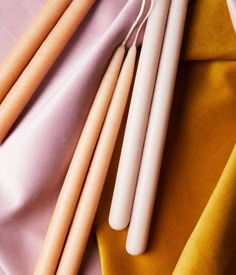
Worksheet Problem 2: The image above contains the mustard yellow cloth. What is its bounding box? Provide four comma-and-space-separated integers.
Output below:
95, 0, 236, 274
173, 145, 236, 275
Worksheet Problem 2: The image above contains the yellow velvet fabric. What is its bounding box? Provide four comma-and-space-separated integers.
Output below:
94, 0, 236, 274
173, 145, 236, 275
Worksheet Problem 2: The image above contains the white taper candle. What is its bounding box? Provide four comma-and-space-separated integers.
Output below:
226, 0, 236, 32
109, 0, 171, 230
126, 0, 189, 255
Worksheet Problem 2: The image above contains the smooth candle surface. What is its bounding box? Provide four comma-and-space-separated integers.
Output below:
126, 0, 189, 255
0, 0, 96, 144
0, 0, 73, 103
226, 0, 236, 32
56, 46, 137, 275
33, 46, 125, 275
109, 0, 171, 230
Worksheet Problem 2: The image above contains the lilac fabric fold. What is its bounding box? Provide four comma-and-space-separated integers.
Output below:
0, 0, 145, 274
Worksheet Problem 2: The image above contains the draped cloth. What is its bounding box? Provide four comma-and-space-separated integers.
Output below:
0, 0, 236, 274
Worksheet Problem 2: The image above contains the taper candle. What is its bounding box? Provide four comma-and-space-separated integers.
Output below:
0, 0, 72, 103
109, 0, 171, 230
33, 46, 125, 275
56, 46, 137, 275
126, 0, 189, 255
0, 0, 96, 144
227, 0, 236, 32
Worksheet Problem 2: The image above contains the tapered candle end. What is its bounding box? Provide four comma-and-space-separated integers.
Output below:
227, 0, 236, 33
126, 238, 146, 256
108, 212, 129, 231
126, 219, 148, 256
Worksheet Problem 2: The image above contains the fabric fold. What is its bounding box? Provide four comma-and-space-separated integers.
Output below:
173, 145, 236, 275
1, 0, 236, 274
183, 0, 236, 60
95, 60, 236, 275
0, 0, 144, 274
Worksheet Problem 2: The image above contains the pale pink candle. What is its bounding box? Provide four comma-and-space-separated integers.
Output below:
56, 46, 137, 275
109, 0, 171, 231
126, 0, 189, 255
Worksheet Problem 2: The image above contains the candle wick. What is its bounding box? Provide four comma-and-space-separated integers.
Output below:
133, 0, 154, 47
122, 0, 146, 46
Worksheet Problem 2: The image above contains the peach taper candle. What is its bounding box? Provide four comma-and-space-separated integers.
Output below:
56, 46, 137, 275
109, 0, 171, 231
126, 0, 189, 255
0, 0, 73, 103
0, 0, 96, 144
33, 46, 125, 275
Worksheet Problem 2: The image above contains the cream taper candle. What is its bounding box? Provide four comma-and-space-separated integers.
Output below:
0, 0, 96, 144
126, 0, 189, 255
0, 0, 73, 103
109, 0, 171, 230
33, 46, 125, 275
227, 0, 236, 32
56, 46, 137, 275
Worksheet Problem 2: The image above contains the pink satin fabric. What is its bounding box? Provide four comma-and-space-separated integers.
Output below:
0, 0, 145, 274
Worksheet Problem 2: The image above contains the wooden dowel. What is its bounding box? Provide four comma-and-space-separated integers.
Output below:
33, 46, 125, 275
126, 0, 189, 256
0, 0, 73, 103
0, 0, 96, 144
56, 46, 137, 275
